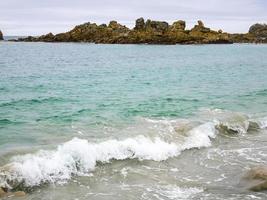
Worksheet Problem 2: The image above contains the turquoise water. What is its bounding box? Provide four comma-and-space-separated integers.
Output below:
0, 42, 267, 199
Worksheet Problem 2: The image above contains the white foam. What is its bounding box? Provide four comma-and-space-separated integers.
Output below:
182, 122, 216, 149
1, 122, 217, 188
255, 117, 267, 129
144, 185, 203, 200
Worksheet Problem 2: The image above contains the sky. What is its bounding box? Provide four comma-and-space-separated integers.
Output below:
0, 0, 267, 36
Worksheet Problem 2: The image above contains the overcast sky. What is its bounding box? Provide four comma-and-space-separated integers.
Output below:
1, 0, 267, 36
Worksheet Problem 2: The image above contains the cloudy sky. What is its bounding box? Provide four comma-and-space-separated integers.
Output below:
1, 0, 267, 36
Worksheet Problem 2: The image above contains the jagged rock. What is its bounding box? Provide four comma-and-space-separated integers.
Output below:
171, 20, 186, 31
134, 18, 145, 30
191, 20, 211, 33
198, 20, 204, 27
0, 30, 3, 40
147, 20, 169, 32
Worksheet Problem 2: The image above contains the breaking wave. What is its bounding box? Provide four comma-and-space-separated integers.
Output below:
0, 122, 216, 189
0, 109, 266, 190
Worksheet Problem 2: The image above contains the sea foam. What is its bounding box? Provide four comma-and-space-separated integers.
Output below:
1, 122, 216, 188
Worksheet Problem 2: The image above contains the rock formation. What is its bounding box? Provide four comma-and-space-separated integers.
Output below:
15, 18, 233, 44
249, 23, 267, 42
0, 30, 3, 40
13, 19, 267, 44
230, 23, 267, 43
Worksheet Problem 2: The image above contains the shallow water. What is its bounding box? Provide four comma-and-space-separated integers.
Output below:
0, 42, 267, 199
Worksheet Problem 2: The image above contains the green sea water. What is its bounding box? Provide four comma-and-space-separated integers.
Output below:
0, 42, 267, 200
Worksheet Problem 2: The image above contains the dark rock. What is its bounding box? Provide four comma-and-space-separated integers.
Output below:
249, 23, 267, 36
0, 30, 3, 40
134, 18, 145, 30
248, 23, 267, 42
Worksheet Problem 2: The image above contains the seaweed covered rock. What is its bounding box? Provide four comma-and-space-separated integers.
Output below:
0, 30, 3, 40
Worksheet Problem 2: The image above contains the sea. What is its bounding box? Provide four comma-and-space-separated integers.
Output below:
0, 42, 267, 200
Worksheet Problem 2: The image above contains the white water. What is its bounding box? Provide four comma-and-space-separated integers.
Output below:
1, 122, 216, 188
1, 112, 266, 189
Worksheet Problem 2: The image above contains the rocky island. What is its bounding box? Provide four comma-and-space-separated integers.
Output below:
9, 18, 267, 44
0, 30, 3, 40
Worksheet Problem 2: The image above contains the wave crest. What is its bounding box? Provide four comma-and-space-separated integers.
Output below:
0, 123, 216, 189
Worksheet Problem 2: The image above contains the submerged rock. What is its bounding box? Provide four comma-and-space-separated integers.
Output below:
243, 166, 267, 191
0, 188, 6, 197
0, 187, 26, 198
0, 30, 3, 40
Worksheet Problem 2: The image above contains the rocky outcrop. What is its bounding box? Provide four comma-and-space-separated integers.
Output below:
15, 18, 234, 44
0, 30, 3, 40
230, 23, 267, 43
11, 19, 267, 44
249, 23, 267, 42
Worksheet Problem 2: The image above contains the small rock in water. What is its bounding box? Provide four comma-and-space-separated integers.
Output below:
14, 191, 26, 197
0, 187, 26, 198
244, 166, 267, 191
0, 188, 6, 197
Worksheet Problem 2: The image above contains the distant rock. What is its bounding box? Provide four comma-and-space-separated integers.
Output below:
230, 23, 267, 43
191, 20, 211, 33
134, 18, 145, 30
171, 20, 186, 31
0, 30, 3, 40
249, 23, 267, 36
249, 23, 267, 42
13, 18, 237, 44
